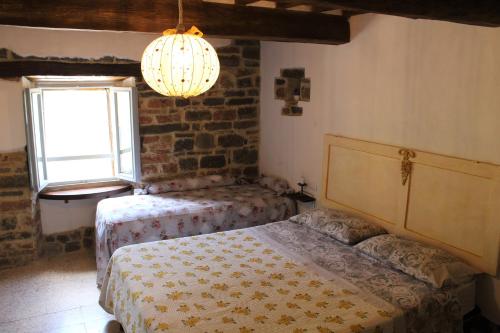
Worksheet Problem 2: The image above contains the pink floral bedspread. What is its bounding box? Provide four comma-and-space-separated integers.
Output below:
95, 184, 295, 285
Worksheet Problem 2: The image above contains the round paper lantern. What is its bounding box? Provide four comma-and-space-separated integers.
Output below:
141, 27, 220, 98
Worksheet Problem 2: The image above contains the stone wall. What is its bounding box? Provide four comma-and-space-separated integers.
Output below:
0, 39, 260, 264
0, 151, 41, 268
138, 40, 260, 182
43, 226, 94, 256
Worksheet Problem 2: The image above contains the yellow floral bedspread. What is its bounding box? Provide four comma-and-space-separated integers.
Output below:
100, 228, 400, 333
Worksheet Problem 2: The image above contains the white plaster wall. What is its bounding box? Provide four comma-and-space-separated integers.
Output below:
0, 25, 230, 234
260, 14, 500, 194
40, 194, 128, 234
0, 79, 25, 151
260, 14, 500, 323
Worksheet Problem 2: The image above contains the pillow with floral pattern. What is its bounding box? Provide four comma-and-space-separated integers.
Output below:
289, 208, 386, 245
147, 175, 235, 194
257, 176, 291, 195
355, 234, 477, 288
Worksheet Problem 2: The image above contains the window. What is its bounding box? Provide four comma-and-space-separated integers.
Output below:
23, 78, 140, 191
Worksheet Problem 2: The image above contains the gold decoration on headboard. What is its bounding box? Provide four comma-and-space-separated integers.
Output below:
398, 148, 416, 185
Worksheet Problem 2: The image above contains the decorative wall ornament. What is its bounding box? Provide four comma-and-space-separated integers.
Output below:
398, 148, 416, 185
274, 68, 310, 116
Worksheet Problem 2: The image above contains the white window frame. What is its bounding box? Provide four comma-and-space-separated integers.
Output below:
23, 79, 141, 192
109, 87, 141, 183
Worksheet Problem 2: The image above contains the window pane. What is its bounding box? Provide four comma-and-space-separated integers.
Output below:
46, 158, 114, 183
30, 93, 46, 181
119, 151, 133, 175
116, 91, 132, 151
115, 90, 134, 176
43, 90, 112, 157
41, 89, 114, 183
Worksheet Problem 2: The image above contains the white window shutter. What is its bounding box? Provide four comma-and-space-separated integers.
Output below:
23, 88, 49, 192
109, 87, 141, 183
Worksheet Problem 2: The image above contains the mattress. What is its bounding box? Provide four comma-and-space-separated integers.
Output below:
95, 184, 295, 285
100, 220, 468, 333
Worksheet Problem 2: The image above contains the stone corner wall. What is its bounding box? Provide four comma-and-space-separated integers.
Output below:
0, 151, 41, 269
138, 39, 260, 183
0, 39, 261, 265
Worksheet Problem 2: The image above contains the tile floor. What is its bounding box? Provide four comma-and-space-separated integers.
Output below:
0, 252, 123, 333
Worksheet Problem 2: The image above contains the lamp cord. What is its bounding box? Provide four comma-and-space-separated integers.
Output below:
177, 0, 185, 32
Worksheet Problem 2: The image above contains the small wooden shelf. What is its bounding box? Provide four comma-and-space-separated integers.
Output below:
39, 184, 133, 202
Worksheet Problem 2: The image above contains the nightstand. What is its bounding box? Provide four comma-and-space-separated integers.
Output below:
287, 192, 316, 214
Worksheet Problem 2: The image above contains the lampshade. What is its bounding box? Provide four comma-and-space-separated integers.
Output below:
141, 27, 220, 98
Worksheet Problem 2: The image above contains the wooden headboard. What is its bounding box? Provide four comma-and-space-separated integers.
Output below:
321, 135, 500, 275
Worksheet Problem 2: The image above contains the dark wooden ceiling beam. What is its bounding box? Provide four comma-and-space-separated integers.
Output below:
0, 0, 350, 45
313, 0, 500, 27
0, 61, 142, 78
235, 0, 261, 5
275, 0, 338, 13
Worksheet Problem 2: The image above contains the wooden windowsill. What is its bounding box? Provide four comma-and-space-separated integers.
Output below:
39, 184, 133, 202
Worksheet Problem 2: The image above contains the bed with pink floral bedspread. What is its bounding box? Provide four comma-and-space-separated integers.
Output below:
95, 176, 295, 285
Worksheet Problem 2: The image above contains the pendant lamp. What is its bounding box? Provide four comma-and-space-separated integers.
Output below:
141, 0, 220, 97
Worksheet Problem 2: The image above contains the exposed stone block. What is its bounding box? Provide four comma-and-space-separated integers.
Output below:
245, 60, 259, 67
242, 47, 260, 60
185, 110, 212, 121
237, 78, 253, 88
224, 90, 245, 97
83, 238, 94, 249
243, 166, 259, 178
219, 55, 240, 67
65, 241, 81, 252
203, 98, 225, 106
84, 227, 93, 238
234, 120, 258, 129
0, 217, 17, 231
162, 163, 179, 174
247, 89, 259, 97
238, 107, 257, 119
200, 155, 226, 168
204, 122, 232, 131
213, 109, 237, 121
195, 133, 215, 149
233, 148, 258, 164
156, 114, 181, 123
0, 48, 8, 59
0, 175, 28, 188
140, 123, 189, 135
218, 73, 236, 89
0, 190, 24, 197
218, 134, 246, 148
217, 46, 240, 54
179, 157, 198, 171
56, 234, 69, 243
0, 200, 31, 212
175, 99, 190, 107
174, 138, 194, 152
226, 98, 254, 106
147, 98, 173, 108
44, 242, 63, 257
175, 132, 194, 138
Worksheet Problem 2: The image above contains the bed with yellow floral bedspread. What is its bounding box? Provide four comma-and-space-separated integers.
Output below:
100, 223, 406, 333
